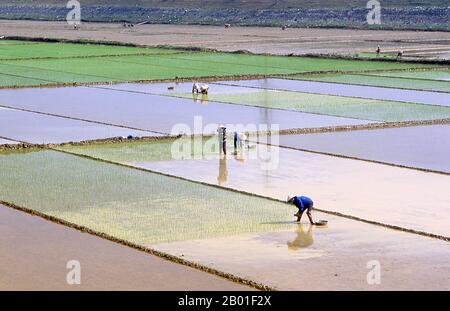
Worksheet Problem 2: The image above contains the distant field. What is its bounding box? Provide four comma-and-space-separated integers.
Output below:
0, 42, 178, 60
1, 1, 448, 31
5, 1, 447, 9
293, 73, 450, 92
0, 41, 435, 88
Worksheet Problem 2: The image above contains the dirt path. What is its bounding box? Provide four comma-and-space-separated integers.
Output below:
0, 204, 254, 290
1, 20, 449, 57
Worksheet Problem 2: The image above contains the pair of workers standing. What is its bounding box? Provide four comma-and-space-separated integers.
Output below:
217, 125, 247, 155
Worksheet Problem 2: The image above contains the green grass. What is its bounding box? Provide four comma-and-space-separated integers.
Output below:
293, 73, 450, 92
0, 41, 436, 87
0, 149, 292, 244
173, 89, 450, 122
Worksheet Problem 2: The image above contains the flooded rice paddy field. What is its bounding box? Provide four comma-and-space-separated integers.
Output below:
0, 86, 372, 135
0, 107, 156, 144
0, 204, 251, 291
173, 89, 450, 122
294, 72, 450, 93
0, 149, 297, 244
275, 125, 450, 173
216, 78, 450, 107
2, 146, 449, 290
151, 215, 450, 290
103, 81, 450, 122
1, 40, 449, 289
60, 140, 450, 239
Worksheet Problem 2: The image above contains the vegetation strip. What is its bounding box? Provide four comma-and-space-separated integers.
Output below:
0, 200, 272, 291
287, 75, 450, 94
211, 81, 450, 107
0, 71, 277, 90
274, 118, 450, 135
0, 51, 187, 62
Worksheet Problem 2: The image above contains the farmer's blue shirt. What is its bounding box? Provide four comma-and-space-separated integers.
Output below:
293, 196, 313, 212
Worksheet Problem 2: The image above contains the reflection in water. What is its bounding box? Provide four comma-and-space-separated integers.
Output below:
217, 155, 228, 186
287, 224, 314, 251
233, 147, 246, 164
192, 94, 209, 105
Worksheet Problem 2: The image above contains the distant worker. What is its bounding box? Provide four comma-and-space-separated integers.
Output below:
287, 195, 315, 224
192, 82, 209, 95
217, 125, 227, 155
376, 45, 381, 56
233, 131, 247, 151
225, 23, 231, 29
397, 50, 403, 58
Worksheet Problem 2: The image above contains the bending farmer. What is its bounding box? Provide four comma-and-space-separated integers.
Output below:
287, 195, 315, 224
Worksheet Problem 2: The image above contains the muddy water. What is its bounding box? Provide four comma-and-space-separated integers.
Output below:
0, 107, 154, 144
217, 78, 450, 107
0, 204, 250, 291
0, 86, 372, 135
150, 213, 450, 290
119, 144, 450, 238
277, 125, 450, 173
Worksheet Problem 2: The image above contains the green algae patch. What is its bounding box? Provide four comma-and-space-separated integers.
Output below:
173, 90, 450, 122
0, 150, 293, 244
293, 73, 450, 92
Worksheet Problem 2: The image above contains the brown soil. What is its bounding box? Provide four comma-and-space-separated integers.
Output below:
1, 20, 449, 58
